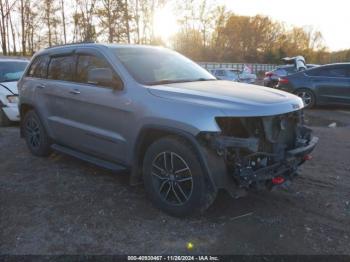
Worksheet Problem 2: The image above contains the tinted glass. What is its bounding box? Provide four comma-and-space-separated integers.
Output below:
48, 55, 75, 81
111, 47, 215, 85
215, 70, 225, 76
0, 61, 28, 82
27, 56, 49, 79
274, 68, 288, 76
284, 67, 297, 74
307, 66, 349, 77
228, 70, 239, 77
76, 55, 110, 84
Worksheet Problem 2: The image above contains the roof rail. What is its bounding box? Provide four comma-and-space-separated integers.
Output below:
44, 41, 96, 49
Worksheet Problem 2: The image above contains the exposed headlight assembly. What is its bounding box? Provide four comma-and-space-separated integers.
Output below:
7, 95, 18, 104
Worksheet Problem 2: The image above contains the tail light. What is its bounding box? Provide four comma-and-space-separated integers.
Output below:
303, 154, 313, 161
278, 77, 289, 84
272, 176, 285, 185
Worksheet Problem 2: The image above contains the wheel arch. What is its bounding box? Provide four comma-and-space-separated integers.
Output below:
130, 125, 216, 192
19, 103, 35, 137
19, 103, 51, 138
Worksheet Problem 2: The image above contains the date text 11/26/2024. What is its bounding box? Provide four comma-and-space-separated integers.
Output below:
127, 256, 220, 261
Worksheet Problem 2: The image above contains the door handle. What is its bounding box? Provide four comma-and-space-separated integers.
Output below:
69, 89, 81, 95
36, 84, 46, 89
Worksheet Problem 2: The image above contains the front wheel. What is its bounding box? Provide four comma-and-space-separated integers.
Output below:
23, 110, 51, 156
295, 89, 316, 108
142, 136, 216, 217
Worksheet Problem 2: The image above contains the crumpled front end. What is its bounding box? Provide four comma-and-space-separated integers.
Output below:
198, 109, 318, 193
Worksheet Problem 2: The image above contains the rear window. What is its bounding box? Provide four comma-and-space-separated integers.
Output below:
48, 55, 75, 81
27, 55, 49, 79
274, 68, 288, 76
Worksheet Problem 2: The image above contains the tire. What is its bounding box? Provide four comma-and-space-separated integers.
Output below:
142, 136, 216, 217
0, 109, 11, 127
23, 110, 51, 156
295, 88, 316, 109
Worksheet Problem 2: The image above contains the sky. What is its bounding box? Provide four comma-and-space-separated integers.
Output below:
221, 0, 350, 51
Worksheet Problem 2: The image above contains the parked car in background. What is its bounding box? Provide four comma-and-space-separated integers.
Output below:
0, 58, 28, 126
210, 69, 240, 82
210, 68, 257, 84
264, 64, 319, 88
282, 56, 307, 71
277, 63, 350, 108
18, 43, 317, 216
239, 66, 257, 84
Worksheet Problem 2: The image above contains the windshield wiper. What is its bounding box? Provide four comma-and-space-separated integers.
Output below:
145, 78, 216, 85
187, 78, 217, 82
145, 79, 188, 85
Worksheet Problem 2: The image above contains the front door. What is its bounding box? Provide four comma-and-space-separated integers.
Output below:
46, 50, 131, 164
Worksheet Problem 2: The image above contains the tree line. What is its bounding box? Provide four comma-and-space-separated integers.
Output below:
0, 0, 349, 64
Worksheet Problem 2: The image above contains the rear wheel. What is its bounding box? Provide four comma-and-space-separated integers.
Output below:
23, 110, 51, 156
142, 136, 216, 217
295, 88, 316, 108
0, 109, 11, 127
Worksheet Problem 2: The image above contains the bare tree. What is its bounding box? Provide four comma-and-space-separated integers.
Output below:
60, 0, 66, 44
20, 0, 25, 55
75, 0, 97, 41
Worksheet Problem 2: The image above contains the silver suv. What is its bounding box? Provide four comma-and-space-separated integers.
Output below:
18, 43, 318, 216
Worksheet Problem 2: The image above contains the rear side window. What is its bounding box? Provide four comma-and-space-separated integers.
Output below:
48, 55, 75, 81
307, 66, 348, 77
76, 55, 110, 84
27, 55, 49, 78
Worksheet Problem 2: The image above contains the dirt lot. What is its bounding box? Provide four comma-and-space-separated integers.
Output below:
1, 108, 350, 255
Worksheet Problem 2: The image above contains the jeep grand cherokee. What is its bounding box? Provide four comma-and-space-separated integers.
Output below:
18, 43, 318, 216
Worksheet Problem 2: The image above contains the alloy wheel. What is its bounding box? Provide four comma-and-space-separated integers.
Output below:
25, 116, 41, 149
296, 91, 312, 106
151, 151, 193, 206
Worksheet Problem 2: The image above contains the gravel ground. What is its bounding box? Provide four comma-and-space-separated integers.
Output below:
0, 108, 350, 255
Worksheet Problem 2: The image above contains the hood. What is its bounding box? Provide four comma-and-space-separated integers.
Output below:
147, 80, 304, 117
0, 81, 18, 95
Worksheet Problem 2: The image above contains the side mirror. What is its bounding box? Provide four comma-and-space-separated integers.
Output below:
87, 68, 123, 89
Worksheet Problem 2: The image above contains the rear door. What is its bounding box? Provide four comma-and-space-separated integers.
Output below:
44, 52, 78, 144
307, 65, 350, 105
21, 54, 50, 121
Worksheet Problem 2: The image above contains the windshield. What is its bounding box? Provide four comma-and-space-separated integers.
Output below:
111, 47, 216, 85
0, 61, 28, 82
228, 70, 240, 77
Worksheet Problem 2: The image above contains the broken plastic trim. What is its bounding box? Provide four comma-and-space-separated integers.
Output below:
198, 112, 317, 189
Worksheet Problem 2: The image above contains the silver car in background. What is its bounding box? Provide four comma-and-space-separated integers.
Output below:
210, 68, 257, 84
18, 43, 317, 216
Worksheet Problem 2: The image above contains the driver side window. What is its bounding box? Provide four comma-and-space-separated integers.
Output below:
76, 54, 122, 89
76, 55, 109, 84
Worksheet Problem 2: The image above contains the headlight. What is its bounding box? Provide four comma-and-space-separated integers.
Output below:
7, 95, 19, 104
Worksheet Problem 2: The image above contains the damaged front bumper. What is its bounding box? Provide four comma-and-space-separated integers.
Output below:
237, 136, 318, 187
198, 111, 318, 193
